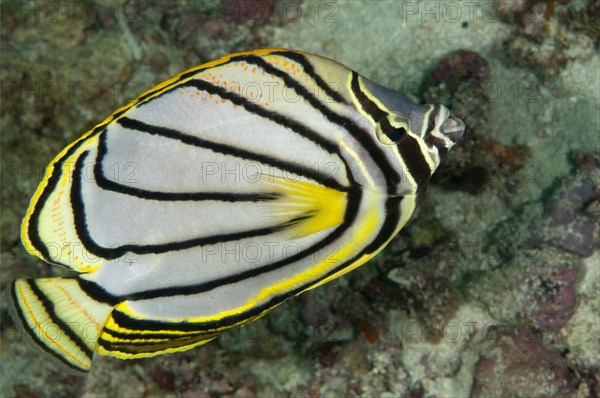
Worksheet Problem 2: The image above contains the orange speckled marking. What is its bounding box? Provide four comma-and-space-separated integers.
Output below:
49, 279, 97, 326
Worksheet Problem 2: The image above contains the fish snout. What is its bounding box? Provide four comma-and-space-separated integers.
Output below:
441, 116, 465, 144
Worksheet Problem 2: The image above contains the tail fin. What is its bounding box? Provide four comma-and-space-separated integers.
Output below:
10, 277, 113, 372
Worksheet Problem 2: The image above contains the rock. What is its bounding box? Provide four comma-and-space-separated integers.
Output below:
471, 329, 574, 397
529, 266, 578, 332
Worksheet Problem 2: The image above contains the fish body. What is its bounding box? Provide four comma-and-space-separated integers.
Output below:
11, 49, 464, 371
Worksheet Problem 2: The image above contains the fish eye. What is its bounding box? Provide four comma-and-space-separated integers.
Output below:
375, 115, 409, 145
385, 126, 407, 142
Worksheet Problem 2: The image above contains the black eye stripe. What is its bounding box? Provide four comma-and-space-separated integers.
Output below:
426, 108, 437, 136
386, 127, 407, 142
379, 117, 407, 144
425, 134, 435, 146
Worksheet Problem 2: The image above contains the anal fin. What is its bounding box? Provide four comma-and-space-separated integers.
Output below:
10, 277, 113, 372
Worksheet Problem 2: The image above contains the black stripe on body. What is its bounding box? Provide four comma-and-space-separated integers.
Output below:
102, 326, 211, 340
361, 195, 404, 254
118, 117, 348, 193
238, 54, 346, 110
170, 50, 345, 105
426, 109, 437, 137
110, 303, 259, 332
95, 132, 280, 202
350, 72, 388, 123
10, 282, 87, 372
77, 278, 120, 305
71, 151, 301, 260
396, 136, 432, 193
269, 51, 347, 103
97, 333, 215, 355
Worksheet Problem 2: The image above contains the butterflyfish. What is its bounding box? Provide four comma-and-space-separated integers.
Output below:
10, 49, 464, 372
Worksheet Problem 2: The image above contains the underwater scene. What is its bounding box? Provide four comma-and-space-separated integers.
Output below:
1, 1, 598, 397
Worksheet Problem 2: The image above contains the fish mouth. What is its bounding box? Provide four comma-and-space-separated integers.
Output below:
441, 116, 465, 143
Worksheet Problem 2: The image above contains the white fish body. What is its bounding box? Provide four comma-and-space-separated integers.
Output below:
11, 49, 464, 371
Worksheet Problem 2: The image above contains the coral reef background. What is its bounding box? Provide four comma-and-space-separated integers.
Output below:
1, 1, 598, 397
